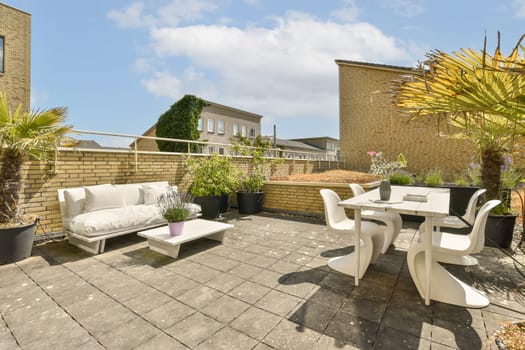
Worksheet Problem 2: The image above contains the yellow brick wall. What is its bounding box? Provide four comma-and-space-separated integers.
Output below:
338, 62, 476, 180
10, 149, 344, 235
262, 182, 354, 217
0, 4, 31, 110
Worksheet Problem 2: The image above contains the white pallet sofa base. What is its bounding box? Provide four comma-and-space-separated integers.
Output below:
58, 182, 177, 254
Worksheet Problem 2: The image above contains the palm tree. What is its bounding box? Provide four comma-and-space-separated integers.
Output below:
0, 92, 71, 225
391, 33, 525, 203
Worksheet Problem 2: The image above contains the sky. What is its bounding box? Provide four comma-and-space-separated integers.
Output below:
4, 0, 525, 147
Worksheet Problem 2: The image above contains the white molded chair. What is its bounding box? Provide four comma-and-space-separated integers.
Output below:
407, 200, 500, 308
419, 188, 487, 266
349, 183, 402, 253
320, 189, 384, 279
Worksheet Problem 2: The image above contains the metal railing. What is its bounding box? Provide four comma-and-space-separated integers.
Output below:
63, 129, 340, 164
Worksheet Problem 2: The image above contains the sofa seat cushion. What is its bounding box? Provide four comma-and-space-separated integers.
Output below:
68, 204, 164, 237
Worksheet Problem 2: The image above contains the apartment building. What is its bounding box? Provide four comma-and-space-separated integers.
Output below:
290, 137, 339, 161
0, 3, 31, 111
136, 99, 262, 154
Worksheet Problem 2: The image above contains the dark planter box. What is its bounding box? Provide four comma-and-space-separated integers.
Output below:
194, 194, 231, 219
237, 191, 264, 215
397, 184, 480, 222
485, 214, 517, 249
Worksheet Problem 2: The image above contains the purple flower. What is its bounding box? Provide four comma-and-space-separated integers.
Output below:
502, 156, 512, 171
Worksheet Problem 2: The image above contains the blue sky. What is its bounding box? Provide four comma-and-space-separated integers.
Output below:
4, 0, 525, 146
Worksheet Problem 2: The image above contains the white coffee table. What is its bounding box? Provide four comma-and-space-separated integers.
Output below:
137, 219, 234, 258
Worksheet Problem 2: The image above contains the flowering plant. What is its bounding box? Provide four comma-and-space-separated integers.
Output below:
156, 190, 194, 222
367, 151, 407, 178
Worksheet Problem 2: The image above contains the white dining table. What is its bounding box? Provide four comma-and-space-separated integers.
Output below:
338, 185, 450, 306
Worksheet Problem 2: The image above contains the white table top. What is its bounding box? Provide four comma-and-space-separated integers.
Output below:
137, 219, 234, 245
338, 185, 450, 218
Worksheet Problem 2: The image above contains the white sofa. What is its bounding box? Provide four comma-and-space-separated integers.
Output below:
58, 182, 194, 254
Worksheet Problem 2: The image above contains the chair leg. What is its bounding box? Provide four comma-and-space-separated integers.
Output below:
363, 222, 384, 263
328, 236, 373, 279
407, 241, 489, 308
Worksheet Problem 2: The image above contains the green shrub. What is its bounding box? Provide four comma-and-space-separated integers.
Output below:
454, 175, 470, 186
423, 169, 444, 186
156, 95, 207, 153
187, 154, 240, 196
389, 172, 413, 185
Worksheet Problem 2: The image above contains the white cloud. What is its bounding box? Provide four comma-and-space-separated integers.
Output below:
514, 0, 525, 17
107, 0, 216, 28
330, 0, 360, 23
137, 11, 416, 134
107, 2, 153, 28
381, 0, 424, 18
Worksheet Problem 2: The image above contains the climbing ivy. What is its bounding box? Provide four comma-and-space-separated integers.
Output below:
156, 95, 207, 153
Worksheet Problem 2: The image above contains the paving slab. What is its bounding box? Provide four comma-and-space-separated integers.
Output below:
0, 213, 523, 349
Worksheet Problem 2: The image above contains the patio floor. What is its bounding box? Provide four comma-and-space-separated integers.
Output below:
1, 212, 524, 350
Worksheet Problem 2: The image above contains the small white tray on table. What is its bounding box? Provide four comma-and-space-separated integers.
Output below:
138, 219, 233, 258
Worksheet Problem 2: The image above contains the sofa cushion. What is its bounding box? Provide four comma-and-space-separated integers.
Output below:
84, 184, 125, 212
142, 183, 171, 205
69, 204, 165, 237
117, 183, 144, 206
63, 188, 86, 218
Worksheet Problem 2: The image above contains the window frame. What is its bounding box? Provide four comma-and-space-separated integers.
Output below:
241, 125, 247, 137
207, 118, 215, 133
249, 127, 256, 138
0, 36, 4, 74
233, 123, 239, 136
197, 117, 203, 131
217, 120, 225, 134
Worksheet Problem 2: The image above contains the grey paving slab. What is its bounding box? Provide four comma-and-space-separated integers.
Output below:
230, 306, 282, 340
194, 326, 258, 350
0, 213, 523, 350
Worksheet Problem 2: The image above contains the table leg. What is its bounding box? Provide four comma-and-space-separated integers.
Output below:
354, 209, 361, 287
423, 217, 433, 305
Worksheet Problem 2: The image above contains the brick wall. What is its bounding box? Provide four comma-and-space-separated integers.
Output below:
11, 148, 344, 235
337, 61, 477, 180
262, 181, 354, 217
0, 3, 31, 111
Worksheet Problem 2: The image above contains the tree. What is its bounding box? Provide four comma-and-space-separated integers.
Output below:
391, 33, 525, 203
156, 95, 207, 153
0, 92, 71, 224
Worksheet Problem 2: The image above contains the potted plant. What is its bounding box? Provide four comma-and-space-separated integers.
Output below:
187, 154, 240, 219
156, 189, 193, 236
0, 92, 71, 264
233, 135, 280, 214
391, 33, 525, 245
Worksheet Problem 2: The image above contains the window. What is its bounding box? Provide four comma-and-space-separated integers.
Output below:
249, 128, 256, 138
208, 146, 215, 153
218, 147, 225, 155
0, 36, 4, 73
241, 125, 247, 137
207, 118, 215, 132
197, 117, 203, 131
233, 123, 239, 136
218, 120, 225, 134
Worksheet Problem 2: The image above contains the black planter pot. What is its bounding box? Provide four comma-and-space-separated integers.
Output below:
237, 191, 264, 215
194, 194, 231, 219
0, 222, 36, 265
485, 214, 517, 248
448, 186, 480, 217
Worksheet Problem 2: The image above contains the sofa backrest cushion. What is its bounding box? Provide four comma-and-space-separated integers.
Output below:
63, 188, 87, 218
142, 182, 171, 205
84, 184, 125, 212
117, 183, 144, 206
